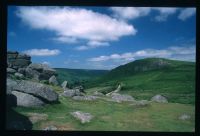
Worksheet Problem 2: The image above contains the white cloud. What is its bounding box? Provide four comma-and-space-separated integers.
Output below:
178, 8, 196, 21
153, 8, 178, 22
110, 7, 151, 20
42, 61, 51, 65
110, 7, 178, 22
75, 41, 110, 50
17, 6, 136, 47
52, 36, 77, 44
88, 46, 195, 63
23, 49, 61, 56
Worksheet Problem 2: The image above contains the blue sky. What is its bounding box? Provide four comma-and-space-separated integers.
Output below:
8, 6, 196, 70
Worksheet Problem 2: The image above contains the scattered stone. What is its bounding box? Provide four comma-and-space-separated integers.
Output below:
62, 88, 83, 97
14, 72, 24, 79
26, 113, 48, 123
7, 68, 16, 74
110, 93, 135, 103
179, 114, 191, 120
93, 91, 104, 96
49, 75, 58, 86
70, 111, 93, 124
61, 81, 68, 90
43, 125, 58, 131
11, 91, 45, 107
151, 94, 168, 103
13, 80, 58, 102
72, 95, 98, 101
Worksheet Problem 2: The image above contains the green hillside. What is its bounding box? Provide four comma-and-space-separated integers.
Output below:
54, 68, 108, 88
85, 58, 195, 104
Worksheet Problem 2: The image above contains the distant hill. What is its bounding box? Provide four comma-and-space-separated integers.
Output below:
54, 68, 109, 88
85, 58, 195, 104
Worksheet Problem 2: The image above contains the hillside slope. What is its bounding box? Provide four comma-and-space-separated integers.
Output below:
55, 68, 109, 87
86, 58, 195, 104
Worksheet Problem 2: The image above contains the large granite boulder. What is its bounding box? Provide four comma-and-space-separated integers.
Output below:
11, 91, 45, 107
49, 75, 58, 86
25, 67, 40, 81
12, 80, 58, 102
6, 78, 18, 94
151, 94, 168, 103
14, 73, 24, 79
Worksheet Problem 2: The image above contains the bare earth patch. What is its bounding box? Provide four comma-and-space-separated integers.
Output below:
26, 112, 48, 124
40, 121, 75, 131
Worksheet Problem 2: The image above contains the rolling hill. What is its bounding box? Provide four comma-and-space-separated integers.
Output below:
85, 58, 195, 104
54, 68, 109, 88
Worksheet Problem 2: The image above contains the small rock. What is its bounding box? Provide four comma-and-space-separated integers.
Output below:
151, 94, 168, 103
61, 81, 68, 89
179, 114, 191, 120
27, 113, 48, 123
110, 93, 135, 103
43, 125, 58, 131
93, 91, 104, 96
49, 75, 58, 86
72, 95, 98, 101
7, 68, 16, 74
14, 72, 24, 79
70, 111, 93, 124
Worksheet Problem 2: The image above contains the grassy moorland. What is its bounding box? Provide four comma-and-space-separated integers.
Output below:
85, 58, 195, 104
13, 95, 195, 131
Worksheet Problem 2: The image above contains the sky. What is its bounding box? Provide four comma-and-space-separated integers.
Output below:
7, 6, 196, 70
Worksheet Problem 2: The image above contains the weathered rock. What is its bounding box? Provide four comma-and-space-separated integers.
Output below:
14, 72, 24, 79
61, 81, 68, 90
110, 93, 135, 103
44, 125, 58, 131
6, 78, 18, 94
70, 111, 93, 124
72, 95, 98, 101
62, 88, 83, 97
27, 63, 57, 80
25, 67, 40, 81
11, 91, 45, 107
18, 68, 26, 75
13, 80, 58, 102
7, 51, 31, 68
7, 68, 16, 74
179, 114, 191, 120
49, 75, 58, 86
151, 94, 168, 103
93, 91, 104, 96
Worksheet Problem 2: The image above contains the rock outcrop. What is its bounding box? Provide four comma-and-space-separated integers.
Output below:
7, 51, 31, 69
7, 78, 59, 107
49, 75, 58, 86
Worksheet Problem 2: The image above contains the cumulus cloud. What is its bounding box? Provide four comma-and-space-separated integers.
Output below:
88, 46, 195, 63
110, 7, 179, 22
16, 6, 136, 47
42, 61, 51, 65
153, 8, 178, 22
178, 8, 196, 21
75, 41, 110, 50
23, 49, 61, 56
110, 7, 151, 20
